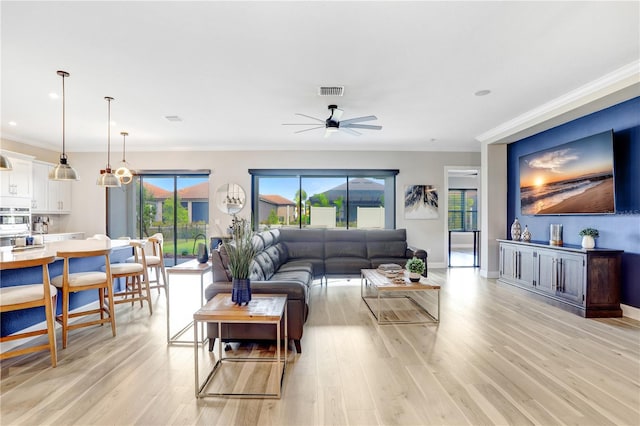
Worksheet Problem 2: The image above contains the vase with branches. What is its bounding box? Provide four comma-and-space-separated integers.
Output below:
222, 217, 257, 305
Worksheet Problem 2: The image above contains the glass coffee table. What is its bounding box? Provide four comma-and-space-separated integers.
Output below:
361, 268, 440, 324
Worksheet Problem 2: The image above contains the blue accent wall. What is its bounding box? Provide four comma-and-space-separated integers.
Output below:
507, 97, 640, 308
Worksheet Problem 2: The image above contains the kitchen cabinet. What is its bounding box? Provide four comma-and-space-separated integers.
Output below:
0, 153, 33, 200
31, 161, 72, 214
498, 240, 622, 317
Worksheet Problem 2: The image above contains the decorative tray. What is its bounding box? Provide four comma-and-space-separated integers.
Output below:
11, 244, 46, 252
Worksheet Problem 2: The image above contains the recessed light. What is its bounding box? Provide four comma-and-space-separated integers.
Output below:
49, 93, 59, 99
474, 89, 491, 97
8, 121, 17, 126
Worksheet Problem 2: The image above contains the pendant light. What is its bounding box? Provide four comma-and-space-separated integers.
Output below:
115, 131, 133, 184
96, 97, 121, 187
0, 154, 12, 171
49, 70, 79, 180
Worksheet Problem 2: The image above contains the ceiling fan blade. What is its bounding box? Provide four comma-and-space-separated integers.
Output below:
295, 113, 325, 123
294, 126, 325, 134
282, 123, 324, 126
339, 115, 377, 125
342, 123, 382, 130
339, 127, 362, 136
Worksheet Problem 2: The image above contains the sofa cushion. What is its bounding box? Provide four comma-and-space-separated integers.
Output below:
325, 241, 367, 258
324, 257, 371, 275
277, 260, 314, 276
285, 242, 325, 259
367, 241, 407, 259
254, 251, 276, 280
249, 259, 266, 281
271, 270, 312, 288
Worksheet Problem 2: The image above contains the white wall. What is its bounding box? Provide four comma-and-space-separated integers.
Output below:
3, 140, 480, 268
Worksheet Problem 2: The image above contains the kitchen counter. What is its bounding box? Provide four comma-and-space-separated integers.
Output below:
1, 239, 133, 336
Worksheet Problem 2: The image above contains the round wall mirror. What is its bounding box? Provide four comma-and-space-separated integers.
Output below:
216, 183, 245, 215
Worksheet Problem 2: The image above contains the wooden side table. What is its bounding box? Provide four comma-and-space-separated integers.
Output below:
193, 293, 287, 398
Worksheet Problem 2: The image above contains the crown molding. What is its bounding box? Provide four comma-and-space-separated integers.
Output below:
476, 60, 640, 144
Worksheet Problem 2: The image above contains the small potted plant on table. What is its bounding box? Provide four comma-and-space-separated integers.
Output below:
405, 257, 426, 282
579, 228, 599, 249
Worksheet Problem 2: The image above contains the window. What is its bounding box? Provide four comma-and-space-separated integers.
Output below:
448, 189, 477, 231
250, 169, 398, 229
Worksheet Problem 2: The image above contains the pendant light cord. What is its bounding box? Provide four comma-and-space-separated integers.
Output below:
62, 73, 66, 160
105, 96, 114, 170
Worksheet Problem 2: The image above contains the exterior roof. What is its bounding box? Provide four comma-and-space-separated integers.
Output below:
260, 194, 296, 206
143, 182, 172, 199
178, 181, 209, 200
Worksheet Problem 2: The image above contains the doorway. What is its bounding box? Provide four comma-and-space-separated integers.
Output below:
444, 167, 480, 268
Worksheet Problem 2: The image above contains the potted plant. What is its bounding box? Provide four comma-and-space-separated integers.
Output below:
579, 228, 599, 249
222, 217, 257, 305
405, 257, 426, 282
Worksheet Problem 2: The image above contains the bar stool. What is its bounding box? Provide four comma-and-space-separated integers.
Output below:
145, 233, 167, 295
108, 240, 153, 315
0, 255, 58, 367
51, 247, 116, 349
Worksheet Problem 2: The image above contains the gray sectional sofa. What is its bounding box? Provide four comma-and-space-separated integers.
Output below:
206, 227, 427, 353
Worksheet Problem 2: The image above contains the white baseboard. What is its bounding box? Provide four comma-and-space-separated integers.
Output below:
621, 304, 640, 321
480, 269, 499, 279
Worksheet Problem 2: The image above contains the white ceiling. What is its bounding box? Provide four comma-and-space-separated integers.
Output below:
1, 1, 639, 153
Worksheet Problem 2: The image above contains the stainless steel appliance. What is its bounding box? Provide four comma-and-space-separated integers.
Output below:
0, 207, 31, 247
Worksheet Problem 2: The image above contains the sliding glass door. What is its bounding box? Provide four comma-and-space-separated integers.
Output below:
107, 172, 210, 267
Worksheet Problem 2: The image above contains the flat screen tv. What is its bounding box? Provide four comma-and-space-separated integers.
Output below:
519, 130, 615, 215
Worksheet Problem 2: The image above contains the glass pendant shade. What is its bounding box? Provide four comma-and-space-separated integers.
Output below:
0, 154, 13, 171
97, 96, 121, 188
115, 131, 133, 184
50, 70, 79, 181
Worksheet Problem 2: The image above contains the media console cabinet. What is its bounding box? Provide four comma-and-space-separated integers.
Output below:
497, 239, 622, 317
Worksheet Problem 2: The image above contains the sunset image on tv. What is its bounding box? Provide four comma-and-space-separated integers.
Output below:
519, 131, 615, 215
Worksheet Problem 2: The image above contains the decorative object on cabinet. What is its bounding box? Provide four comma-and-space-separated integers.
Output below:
49, 71, 79, 181
97, 97, 121, 187
510, 217, 522, 240
115, 131, 133, 184
222, 217, 256, 305
549, 224, 563, 246
0, 153, 12, 171
579, 228, 599, 249
216, 183, 245, 215
521, 225, 531, 242
405, 256, 426, 282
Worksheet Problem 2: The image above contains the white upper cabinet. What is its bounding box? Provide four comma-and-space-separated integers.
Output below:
31, 160, 72, 214
1, 153, 33, 199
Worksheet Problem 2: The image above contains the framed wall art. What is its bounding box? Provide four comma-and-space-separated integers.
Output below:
404, 185, 438, 219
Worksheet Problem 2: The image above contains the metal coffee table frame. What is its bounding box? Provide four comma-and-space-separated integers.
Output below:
193, 294, 287, 399
361, 269, 440, 325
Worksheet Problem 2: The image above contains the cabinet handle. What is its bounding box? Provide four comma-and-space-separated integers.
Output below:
559, 259, 564, 292
553, 258, 558, 290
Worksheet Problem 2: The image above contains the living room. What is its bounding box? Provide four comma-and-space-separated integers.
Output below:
1, 1, 639, 425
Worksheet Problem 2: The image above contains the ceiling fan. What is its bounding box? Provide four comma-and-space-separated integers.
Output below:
283, 105, 382, 137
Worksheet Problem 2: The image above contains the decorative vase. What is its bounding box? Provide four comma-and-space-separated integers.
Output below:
581, 235, 595, 249
521, 225, 531, 242
408, 272, 421, 282
196, 243, 209, 264
510, 218, 522, 240
232, 278, 251, 305
550, 224, 563, 246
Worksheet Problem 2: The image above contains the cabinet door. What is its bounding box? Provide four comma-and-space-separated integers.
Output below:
557, 253, 585, 305
1, 157, 32, 198
535, 249, 557, 295
56, 180, 71, 213
31, 162, 50, 212
500, 244, 517, 280
517, 247, 535, 286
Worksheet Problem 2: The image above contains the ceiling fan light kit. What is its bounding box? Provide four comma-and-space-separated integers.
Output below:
49, 70, 80, 181
283, 104, 382, 137
97, 96, 121, 188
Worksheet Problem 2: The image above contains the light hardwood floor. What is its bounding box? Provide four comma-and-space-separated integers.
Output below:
1, 268, 639, 425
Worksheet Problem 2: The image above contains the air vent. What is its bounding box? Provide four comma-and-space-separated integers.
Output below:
318, 86, 344, 96
164, 115, 183, 122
